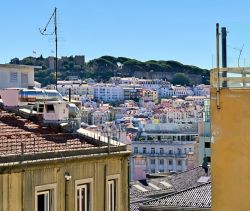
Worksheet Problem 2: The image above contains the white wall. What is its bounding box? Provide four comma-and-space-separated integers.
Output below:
0, 65, 34, 89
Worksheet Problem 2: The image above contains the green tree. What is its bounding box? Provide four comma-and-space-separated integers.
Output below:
10, 58, 20, 64
172, 73, 191, 85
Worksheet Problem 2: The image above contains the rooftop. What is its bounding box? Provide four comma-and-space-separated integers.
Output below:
142, 182, 211, 209
0, 64, 41, 69
0, 108, 127, 165
130, 166, 210, 211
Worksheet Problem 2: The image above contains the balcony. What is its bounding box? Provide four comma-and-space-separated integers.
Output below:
133, 152, 187, 158
211, 67, 250, 89
133, 140, 193, 145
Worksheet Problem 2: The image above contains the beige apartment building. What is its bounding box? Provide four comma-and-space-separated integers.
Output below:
0, 109, 130, 211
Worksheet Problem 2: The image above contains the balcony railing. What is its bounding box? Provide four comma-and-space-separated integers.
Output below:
133, 140, 194, 145
211, 67, 250, 88
133, 152, 187, 158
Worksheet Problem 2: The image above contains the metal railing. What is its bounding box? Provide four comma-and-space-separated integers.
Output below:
133, 152, 187, 158
211, 67, 250, 88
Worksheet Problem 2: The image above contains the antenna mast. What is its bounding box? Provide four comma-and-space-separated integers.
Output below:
39, 7, 58, 90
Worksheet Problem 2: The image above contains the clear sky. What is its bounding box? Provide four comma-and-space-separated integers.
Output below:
1, 0, 250, 69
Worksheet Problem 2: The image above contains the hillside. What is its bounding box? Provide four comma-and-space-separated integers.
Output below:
9, 55, 210, 86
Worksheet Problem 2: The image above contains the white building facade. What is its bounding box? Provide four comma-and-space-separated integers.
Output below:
131, 123, 198, 180
0, 64, 35, 89
93, 83, 124, 102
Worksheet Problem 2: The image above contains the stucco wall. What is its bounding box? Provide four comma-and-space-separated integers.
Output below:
0, 153, 129, 211
211, 88, 250, 211
0, 65, 34, 89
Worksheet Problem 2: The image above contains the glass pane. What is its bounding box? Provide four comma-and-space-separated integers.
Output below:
82, 188, 86, 211
37, 194, 45, 211
77, 189, 80, 211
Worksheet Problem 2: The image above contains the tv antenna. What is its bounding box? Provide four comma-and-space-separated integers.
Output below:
39, 7, 58, 90
228, 44, 244, 67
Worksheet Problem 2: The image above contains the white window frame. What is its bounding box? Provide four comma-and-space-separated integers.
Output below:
35, 183, 57, 211
75, 178, 93, 211
106, 174, 120, 211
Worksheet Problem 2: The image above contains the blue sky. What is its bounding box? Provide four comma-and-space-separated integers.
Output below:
1, 0, 250, 69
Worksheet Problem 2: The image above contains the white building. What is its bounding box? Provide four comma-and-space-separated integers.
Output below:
131, 123, 199, 180
57, 83, 93, 97
91, 109, 111, 125
193, 84, 210, 96
185, 96, 207, 105
161, 85, 194, 98
0, 64, 36, 89
198, 99, 211, 165
110, 77, 171, 93
93, 83, 124, 102
153, 108, 199, 124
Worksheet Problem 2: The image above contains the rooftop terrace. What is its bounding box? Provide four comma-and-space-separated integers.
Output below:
211, 67, 250, 88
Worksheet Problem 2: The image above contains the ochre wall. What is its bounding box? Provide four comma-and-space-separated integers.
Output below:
0, 153, 129, 211
211, 88, 250, 211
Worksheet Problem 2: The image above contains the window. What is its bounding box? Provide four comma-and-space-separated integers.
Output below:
10, 72, 18, 83
35, 184, 56, 211
37, 191, 51, 211
205, 142, 211, 148
150, 159, 155, 165
151, 169, 155, 173
160, 148, 164, 154
177, 160, 182, 166
177, 148, 181, 154
76, 184, 90, 211
151, 148, 155, 154
21, 72, 28, 85
75, 178, 93, 211
168, 160, 173, 165
143, 147, 147, 153
159, 159, 164, 165
46, 104, 55, 113
134, 147, 138, 153
169, 150, 173, 155
107, 175, 119, 211
108, 180, 116, 211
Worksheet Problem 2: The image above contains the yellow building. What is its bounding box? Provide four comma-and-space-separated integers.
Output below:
211, 67, 250, 211
0, 108, 130, 211
142, 89, 158, 102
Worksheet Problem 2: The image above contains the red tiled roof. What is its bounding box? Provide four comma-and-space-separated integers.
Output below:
0, 109, 95, 157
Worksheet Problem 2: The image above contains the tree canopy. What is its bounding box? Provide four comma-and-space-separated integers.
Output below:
172, 73, 191, 86
9, 55, 209, 86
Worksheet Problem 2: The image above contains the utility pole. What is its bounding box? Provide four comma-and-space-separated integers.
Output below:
39, 7, 58, 90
